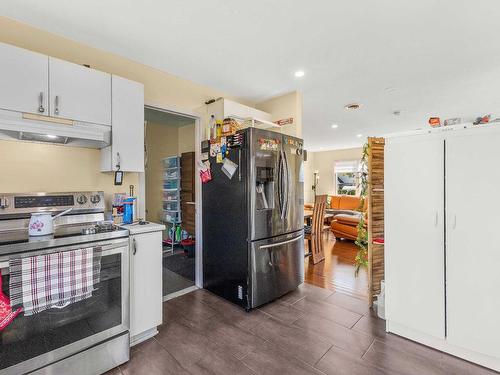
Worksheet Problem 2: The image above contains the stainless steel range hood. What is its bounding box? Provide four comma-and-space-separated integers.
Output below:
0, 109, 111, 148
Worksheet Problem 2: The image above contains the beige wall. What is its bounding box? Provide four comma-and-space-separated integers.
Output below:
0, 139, 139, 208
303, 151, 316, 204
178, 123, 196, 154
256, 91, 303, 137
145, 122, 179, 222
304, 147, 363, 203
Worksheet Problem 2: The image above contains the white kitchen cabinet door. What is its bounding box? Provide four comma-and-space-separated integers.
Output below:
130, 231, 163, 338
102, 75, 144, 172
49, 57, 111, 125
385, 135, 445, 339
0, 42, 49, 115
446, 130, 500, 358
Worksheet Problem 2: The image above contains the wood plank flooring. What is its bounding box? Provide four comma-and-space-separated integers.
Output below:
305, 233, 369, 299
107, 284, 496, 375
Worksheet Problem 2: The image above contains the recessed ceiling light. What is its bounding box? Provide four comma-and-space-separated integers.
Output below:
46, 134, 58, 139
331, 124, 339, 129
294, 70, 305, 78
356, 134, 363, 138
345, 103, 361, 110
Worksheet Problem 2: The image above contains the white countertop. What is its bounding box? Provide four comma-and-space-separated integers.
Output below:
120, 222, 166, 235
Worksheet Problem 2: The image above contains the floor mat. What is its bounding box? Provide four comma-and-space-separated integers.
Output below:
163, 251, 195, 282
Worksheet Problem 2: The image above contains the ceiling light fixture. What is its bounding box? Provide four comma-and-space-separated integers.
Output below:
356, 134, 363, 138
294, 70, 305, 78
345, 103, 361, 110
331, 124, 339, 129
46, 134, 58, 139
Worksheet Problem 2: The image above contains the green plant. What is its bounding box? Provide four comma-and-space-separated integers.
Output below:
355, 143, 369, 276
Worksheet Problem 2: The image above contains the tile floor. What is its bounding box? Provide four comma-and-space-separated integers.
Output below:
109, 284, 496, 375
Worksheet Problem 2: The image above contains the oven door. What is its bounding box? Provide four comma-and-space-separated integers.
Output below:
0, 238, 129, 375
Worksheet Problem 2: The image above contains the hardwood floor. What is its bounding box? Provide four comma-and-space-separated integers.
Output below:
107, 285, 495, 375
305, 232, 369, 299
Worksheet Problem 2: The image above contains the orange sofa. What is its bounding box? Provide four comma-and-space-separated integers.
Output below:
328, 195, 366, 240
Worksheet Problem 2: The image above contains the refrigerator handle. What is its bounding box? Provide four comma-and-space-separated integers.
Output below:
279, 150, 286, 220
283, 149, 291, 219
259, 233, 303, 249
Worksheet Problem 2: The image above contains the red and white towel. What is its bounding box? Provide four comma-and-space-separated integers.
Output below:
9, 247, 102, 316
0, 270, 22, 330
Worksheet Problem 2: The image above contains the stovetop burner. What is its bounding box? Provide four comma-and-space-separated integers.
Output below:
80, 222, 119, 235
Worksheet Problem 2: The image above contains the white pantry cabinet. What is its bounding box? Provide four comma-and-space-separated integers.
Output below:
100, 75, 144, 172
0, 42, 49, 115
385, 135, 445, 339
385, 126, 500, 372
49, 57, 111, 125
127, 224, 164, 346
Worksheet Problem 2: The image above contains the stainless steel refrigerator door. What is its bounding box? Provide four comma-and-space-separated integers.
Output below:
282, 136, 305, 234
249, 230, 304, 308
248, 128, 285, 240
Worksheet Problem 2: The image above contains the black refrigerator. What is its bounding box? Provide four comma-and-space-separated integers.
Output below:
202, 127, 305, 310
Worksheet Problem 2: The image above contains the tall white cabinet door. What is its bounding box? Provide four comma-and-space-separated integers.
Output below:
446, 130, 500, 358
49, 57, 111, 125
0, 43, 49, 115
130, 231, 163, 338
385, 136, 445, 339
110, 75, 144, 172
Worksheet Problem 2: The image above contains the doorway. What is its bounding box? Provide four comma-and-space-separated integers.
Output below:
143, 106, 200, 299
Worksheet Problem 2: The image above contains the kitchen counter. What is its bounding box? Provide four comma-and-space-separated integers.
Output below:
120, 222, 165, 235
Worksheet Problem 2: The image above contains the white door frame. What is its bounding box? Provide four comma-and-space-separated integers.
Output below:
141, 102, 203, 289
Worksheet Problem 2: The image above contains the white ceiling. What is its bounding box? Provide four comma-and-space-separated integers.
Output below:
3, 0, 500, 151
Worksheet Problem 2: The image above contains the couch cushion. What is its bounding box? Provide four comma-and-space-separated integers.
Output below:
334, 213, 362, 225
329, 195, 341, 209
339, 195, 361, 211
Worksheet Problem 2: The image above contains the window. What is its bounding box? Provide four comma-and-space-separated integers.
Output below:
334, 160, 360, 195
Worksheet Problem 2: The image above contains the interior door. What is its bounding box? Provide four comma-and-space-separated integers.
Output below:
249, 128, 284, 240
0, 43, 49, 116
49, 57, 111, 125
282, 135, 304, 234
385, 135, 445, 339
446, 130, 500, 358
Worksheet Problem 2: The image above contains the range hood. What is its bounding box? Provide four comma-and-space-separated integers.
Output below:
0, 109, 111, 148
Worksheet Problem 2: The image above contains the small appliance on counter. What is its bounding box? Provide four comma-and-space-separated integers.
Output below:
0, 191, 130, 375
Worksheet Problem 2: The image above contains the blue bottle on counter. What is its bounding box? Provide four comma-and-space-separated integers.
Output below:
123, 198, 134, 224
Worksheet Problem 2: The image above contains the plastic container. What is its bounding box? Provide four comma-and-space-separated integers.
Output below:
164, 170, 179, 179
123, 199, 134, 224
163, 179, 179, 190
163, 211, 180, 223
163, 201, 179, 211
163, 191, 179, 201
163, 157, 179, 169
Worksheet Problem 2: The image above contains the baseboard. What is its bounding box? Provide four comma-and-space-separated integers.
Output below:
387, 320, 500, 372
162, 285, 199, 302
130, 327, 158, 347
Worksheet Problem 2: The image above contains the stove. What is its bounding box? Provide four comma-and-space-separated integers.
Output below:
0, 191, 130, 375
0, 191, 129, 255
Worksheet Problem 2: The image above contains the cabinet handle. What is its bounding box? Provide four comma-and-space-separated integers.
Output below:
38, 92, 45, 113
133, 237, 137, 255
115, 152, 121, 170
54, 95, 60, 115
452, 214, 457, 230
434, 211, 438, 227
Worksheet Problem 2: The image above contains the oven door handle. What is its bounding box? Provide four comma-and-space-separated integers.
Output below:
0, 241, 129, 269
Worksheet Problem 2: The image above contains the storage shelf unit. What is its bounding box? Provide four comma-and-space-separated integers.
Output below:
162, 156, 181, 253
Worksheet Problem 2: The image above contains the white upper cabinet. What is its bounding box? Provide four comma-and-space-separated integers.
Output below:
49, 57, 111, 125
101, 75, 144, 172
0, 42, 49, 115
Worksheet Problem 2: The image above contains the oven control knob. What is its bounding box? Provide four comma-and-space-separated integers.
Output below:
90, 194, 101, 204
0, 197, 9, 209
76, 195, 88, 205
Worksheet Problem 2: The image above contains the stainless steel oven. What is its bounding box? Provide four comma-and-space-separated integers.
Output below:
0, 239, 129, 375
0, 191, 130, 375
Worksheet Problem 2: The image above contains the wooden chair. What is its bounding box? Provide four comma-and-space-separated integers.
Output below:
304, 195, 327, 264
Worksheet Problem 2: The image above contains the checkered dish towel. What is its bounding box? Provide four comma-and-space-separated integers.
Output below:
9, 247, 102, 316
